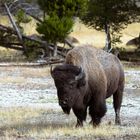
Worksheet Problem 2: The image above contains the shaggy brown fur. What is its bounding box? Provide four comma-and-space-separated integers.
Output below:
51, 45, 125, 127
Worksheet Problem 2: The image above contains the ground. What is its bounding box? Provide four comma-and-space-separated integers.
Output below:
0, 63, 140, 140
0, 14, 140, 140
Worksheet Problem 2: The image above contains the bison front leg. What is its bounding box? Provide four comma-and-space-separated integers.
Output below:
89, 101, 107, 127
72, 107, 87, 127
76, 118, 83, 127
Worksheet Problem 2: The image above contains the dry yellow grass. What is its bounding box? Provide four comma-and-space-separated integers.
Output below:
0, 77, 26, 84
0, 108, 42, 126
20, 67, 50, 78
0, 107, 139, 139
122, 23, 140, 42
0, 67, 50, 89
71, 20, 106, 48
71, 20, 140, 49
0, 15, 9, 25
0, 15, 37, 35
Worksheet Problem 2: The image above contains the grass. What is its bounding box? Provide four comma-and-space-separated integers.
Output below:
0, 49, 26, 62
0, 15, 37, 35
0, 67, 139, 139
0, 66, 50, 77
0, 67, 50, 89
71, 20, 140, 48
0, 107, 139, 140
71, 19, 106, 48
124, 65, 140, 70
0, 77, 26, 84
20, 67, 50, 78
0, 15, 140, 140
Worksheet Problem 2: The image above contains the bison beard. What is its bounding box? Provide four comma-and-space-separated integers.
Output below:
61, 106, 71, 114
51, 46, 125, 127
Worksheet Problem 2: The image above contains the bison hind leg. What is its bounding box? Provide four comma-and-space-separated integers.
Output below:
113, 86, 124, 125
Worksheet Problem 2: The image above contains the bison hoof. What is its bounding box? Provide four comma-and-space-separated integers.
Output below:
93, 122, 100, 127
91, 118, 101, 127
89, 120, 100, 127
75, 122, 83, 128
89, 120, 94, 125
115, 119, 121, 125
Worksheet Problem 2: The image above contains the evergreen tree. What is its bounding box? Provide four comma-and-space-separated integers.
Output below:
37, 0, 87, 56
82, 0, 140, 51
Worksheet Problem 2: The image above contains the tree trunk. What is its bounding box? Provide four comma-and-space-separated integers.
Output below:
53, 43, 58, 57
104, 22, 111, 52
4, 3, 28, 56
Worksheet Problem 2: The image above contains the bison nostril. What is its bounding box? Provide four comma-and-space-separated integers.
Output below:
59, 100, 67, 106
63, 101, 67, 105
65, 98, 68, 102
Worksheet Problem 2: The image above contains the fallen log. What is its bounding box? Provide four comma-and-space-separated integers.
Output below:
0, 24, 70, 57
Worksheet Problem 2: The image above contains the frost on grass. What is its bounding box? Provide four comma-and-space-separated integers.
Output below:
0, 66, 140, 139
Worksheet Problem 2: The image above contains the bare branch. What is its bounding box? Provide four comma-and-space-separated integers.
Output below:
20, 8, 43, 23
4, 3, 23, 43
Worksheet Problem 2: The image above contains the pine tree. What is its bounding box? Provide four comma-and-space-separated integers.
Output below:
37, 0, 87, 56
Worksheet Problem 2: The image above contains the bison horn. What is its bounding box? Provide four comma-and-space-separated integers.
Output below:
75, 67, 85, 81
50, 65, 54, 77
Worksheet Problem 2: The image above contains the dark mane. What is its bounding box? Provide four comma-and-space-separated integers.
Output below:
53, 64, 81, 75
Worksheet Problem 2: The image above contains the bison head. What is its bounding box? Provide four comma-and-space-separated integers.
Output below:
51, 64, 86, 114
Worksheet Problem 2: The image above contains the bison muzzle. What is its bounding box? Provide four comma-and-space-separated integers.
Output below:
51, 46, 125, 127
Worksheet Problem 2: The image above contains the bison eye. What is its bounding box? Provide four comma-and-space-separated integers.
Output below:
69, 80, 76, 88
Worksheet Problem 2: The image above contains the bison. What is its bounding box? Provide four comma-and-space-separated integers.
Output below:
51, 45, 125, 127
